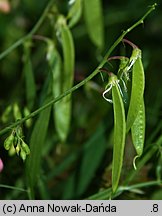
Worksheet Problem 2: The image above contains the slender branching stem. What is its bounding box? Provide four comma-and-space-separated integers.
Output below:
0, 0, 55, 61
0, 3, 157, 136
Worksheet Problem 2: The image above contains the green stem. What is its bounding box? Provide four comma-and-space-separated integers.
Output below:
0, 3, 156, 136
112, 180, 162, 199
87, 180, 161, 200
0, 0, 55, 61
0, 184, 28, 192
119, 180, 162, 192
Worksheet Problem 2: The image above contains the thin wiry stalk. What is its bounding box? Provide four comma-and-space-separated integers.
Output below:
0, 3, 157, 136
0, 0, 55, 61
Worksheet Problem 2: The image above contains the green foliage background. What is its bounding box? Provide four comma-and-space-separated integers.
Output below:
0, 0, 162, 199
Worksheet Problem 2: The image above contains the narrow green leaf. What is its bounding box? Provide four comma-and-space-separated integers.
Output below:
83, 0, 104, 49
62, 123, 107, 199
26, 97, 51, 195
23, 41, 36, 110
87, 188, 112, 200
112, 77, 126, 193
76, 123, 107, 196
68, 0, 82, 28
131, 99, 145, 159
126, 49, 145, 132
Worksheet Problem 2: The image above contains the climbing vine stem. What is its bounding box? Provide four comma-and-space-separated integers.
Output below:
0, 3, 157, 136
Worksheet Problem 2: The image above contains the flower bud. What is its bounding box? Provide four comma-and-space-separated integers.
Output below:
21, 141, 30, 155
20, 150, 26, 161
15, 142, 21, 155
4, 133, 14, 150
0, 158, 4, 173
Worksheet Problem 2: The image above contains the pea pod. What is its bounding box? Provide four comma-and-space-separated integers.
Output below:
126, 49, 145, 132
131, 99, 145, 167
61, 20, 74, 92
53, 18, 75, 142
111, 75, 126, 193
46, 40, 63, 142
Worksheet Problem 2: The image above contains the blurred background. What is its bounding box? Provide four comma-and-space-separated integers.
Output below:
0, 0, 162, 199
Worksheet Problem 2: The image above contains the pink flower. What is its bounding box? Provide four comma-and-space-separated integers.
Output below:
0, 158, 4, 173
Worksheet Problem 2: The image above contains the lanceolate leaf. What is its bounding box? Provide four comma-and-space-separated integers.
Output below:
126, 49, 145, 132
76, 123, 107, 196
23, 41, 36, 110
83, 0, 104, 50
131, 99, 145, 158
62, 123, 107, 199
27, 97, 51, 196
112, 77, 126, 193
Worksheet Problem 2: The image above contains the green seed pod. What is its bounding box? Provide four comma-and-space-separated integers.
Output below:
131, 99, 145, 169
104, 73, 126, 193
126, 49, 145, 132
53, 16, 75, 142
4, 133, 14, 150
112, 80, 126, 193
